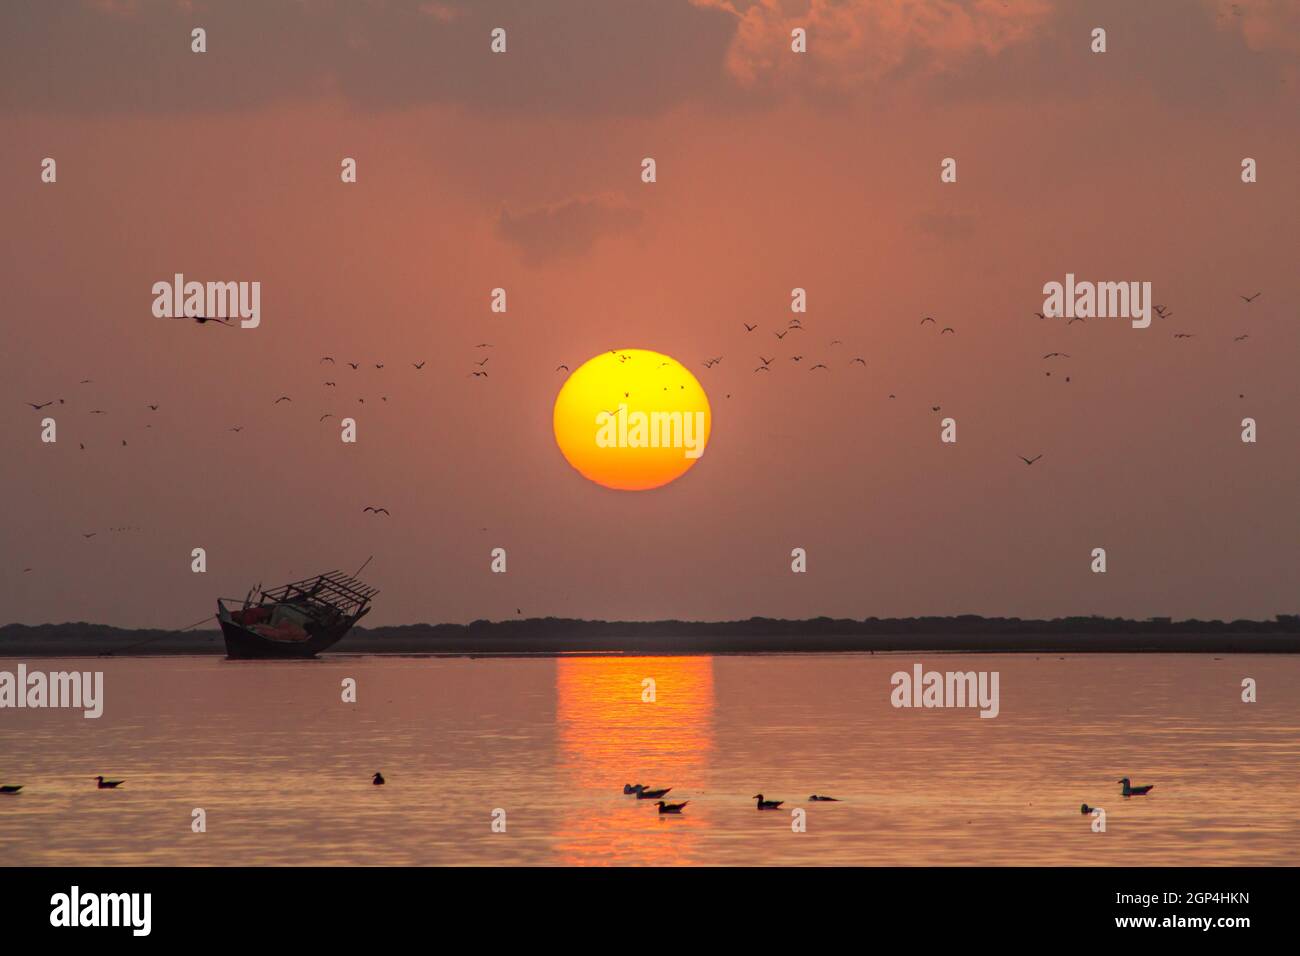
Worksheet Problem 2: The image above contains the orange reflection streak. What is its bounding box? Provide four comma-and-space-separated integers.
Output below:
553, 656, 715, 865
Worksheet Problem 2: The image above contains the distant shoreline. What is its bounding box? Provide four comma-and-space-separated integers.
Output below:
2, 616, 1298, 657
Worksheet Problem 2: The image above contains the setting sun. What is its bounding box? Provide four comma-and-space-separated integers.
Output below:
553, 349, 712, 491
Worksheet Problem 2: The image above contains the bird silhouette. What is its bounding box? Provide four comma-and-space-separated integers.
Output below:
941, 327, 955, 335
362, 507, 391, 516
94, 776, 124, 789
26, 400, 59, 410
809, 794, 840, 801
753, 794, 783, 810
1233, 335, 1249, 342
273, 395, 292, 403
470, 371, 488, 378
347, 362, 360, 370
1240, 292, 1261, 303
1119, 778, 1153, 796
810, 363, 828, 371
744, 323, 758, 332
1019, 455, 1042, 465
321, 357, 335, 364
920, 317, 935, 326
655, 800, 688, 814
413, 361, 426, 369
774, 329, 789, 340
636, 787, 672, 800
556, 364, 569, 372
373, 772, 385, 785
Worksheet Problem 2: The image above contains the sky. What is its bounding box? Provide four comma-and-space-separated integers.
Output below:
1, 0, 1297, 628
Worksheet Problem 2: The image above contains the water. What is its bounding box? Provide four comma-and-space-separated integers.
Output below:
2, 653, 1297, 865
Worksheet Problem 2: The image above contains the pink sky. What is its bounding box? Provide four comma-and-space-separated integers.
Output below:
2, 0, 1296, 627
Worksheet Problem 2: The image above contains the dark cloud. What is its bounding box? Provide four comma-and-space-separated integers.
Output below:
0, 0, 736, 116
496, 193, 644, 264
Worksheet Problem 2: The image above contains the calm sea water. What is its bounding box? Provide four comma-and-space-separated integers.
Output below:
1, 653, 1297, 865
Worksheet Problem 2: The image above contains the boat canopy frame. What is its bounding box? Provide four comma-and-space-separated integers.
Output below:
224, 570, 378, 619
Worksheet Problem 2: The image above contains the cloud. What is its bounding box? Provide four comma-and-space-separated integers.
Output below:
692, 0, 1052, 97
0, 0, 735, 116
496, 194, 644, 264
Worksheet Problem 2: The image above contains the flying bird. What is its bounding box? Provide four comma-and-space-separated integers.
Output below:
810, 363, 828, 371
556, 364, 569, 372
413, 361, 426, 369
1173, 333, 1194, 339
920, 317, 935, 326
1033, 312, 1047, 320
851, 357, 866, 365
754, 366, 770, 373
744, 323, 758, 332
470, 371, 488, 378
320, 357, 335, 364
475, 358, 489, 366
319, 414, 335, 422
1233, 335, 1249, 342
475, 343, 493, 349
759, 356, 773, 366
230, 426, 244, 432
1240, 292, 1261, 303
362, 507, 391, 516
273, 395, 292, 403
774, 329, 789, 340
1043, 352, 1070, 359
82, 533, 96, 539
940, 327, 955, 335
26, 400, 57, 410
347, 362, 360, 370
1019, 455, 1042, 465
374, 363, 384, 369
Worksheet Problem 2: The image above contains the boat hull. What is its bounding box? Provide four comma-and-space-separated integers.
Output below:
219, 616, 355, 659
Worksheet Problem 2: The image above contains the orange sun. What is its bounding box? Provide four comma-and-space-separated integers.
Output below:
553, 349, 711, 491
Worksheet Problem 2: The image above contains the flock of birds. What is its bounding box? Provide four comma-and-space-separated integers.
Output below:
14, 287, 1266, 574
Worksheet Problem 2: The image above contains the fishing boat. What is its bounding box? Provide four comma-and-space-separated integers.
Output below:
217, 571, 377, 659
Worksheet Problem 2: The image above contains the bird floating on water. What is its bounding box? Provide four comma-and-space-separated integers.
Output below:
809, 794, 840, 802
1118, 778, 1153, 796
656, 800, 688, 814
94, 776, 124, 789
0, 784, 22, 794
636, 787, 672, 800
373, 772, 385, 786
623, 783, 645, 794
753, 794, 783, 810
1080, 803, 1096, 814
